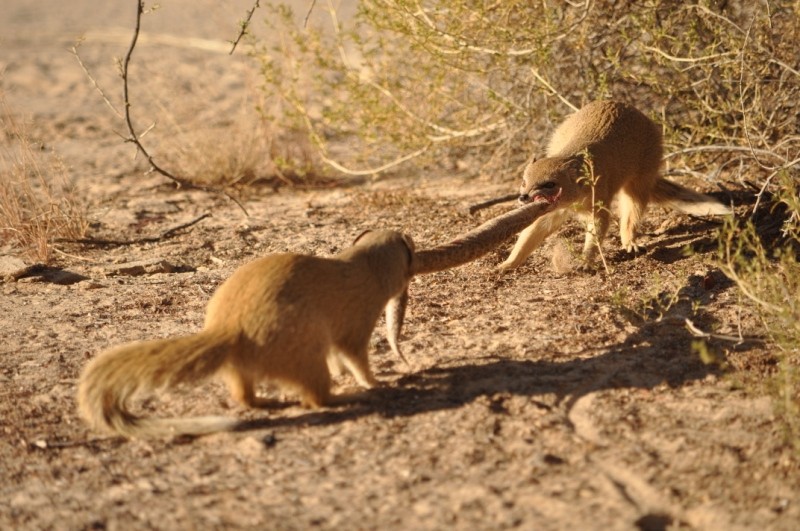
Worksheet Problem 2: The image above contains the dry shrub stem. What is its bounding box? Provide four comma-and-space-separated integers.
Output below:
72, 0, 250, 215
260, 1, 798, 184
121, 1, 248, 215
229, 0, 261, 55
719, 173, 800, 447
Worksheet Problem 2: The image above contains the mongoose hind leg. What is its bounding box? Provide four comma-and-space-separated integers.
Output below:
337, 346, 379, 390
617, 185, 650, 254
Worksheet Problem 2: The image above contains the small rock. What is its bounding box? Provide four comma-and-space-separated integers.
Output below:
0, 255, 28, 276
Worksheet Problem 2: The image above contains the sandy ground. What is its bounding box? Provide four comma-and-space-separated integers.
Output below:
1, 1, 798, 530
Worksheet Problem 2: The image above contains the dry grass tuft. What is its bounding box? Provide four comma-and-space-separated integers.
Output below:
0, 95, 88, 262
160, 106, 322, 189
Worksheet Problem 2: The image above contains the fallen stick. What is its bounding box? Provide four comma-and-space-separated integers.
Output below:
467, 193, 519, 215
57, 213, 211, 247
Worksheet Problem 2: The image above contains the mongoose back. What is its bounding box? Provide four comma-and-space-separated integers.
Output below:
77, 230, 414, 438
499, 100, 731, 271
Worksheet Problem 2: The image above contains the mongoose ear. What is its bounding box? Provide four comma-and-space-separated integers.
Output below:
570, 153, 587, 176
401, 234, 415, 253
352, 229, 372, 245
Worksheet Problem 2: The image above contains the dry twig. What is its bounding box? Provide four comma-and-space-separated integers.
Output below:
230, 0, 261, 55
75, 0, 249, 215
58, 213, 211, 247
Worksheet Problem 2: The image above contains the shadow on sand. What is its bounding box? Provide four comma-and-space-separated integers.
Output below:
233, 271, 749, 435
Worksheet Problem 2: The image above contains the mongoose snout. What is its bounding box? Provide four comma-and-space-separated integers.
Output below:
519, 185, 563, 206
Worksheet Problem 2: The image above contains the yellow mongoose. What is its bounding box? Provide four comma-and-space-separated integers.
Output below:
78, 230, 415, 438
498, 100, 731, 271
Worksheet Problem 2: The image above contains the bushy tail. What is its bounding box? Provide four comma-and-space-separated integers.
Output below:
652, 178, 732, 216
77, 329, 240, 438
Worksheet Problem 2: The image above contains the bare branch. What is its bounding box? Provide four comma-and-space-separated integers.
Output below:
230, 0, 261, 55
115, 0, 248, 215
70, 39, 123, 119
529, 68, 578, 112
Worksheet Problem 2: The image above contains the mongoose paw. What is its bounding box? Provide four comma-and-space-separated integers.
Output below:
622, 243, 647, 257
497, 261, 518, 273
250, 396, 296, 410
575, 262, 599, 274
328, 389, 375, 406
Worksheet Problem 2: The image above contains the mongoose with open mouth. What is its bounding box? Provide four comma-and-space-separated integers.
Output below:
494, 100, 731, 271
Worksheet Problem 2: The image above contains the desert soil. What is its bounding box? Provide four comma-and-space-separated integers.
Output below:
1, 1, 798, 530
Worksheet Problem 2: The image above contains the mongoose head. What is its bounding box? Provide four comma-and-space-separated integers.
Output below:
518, 155, 584, 206
352, 229, 415, 274
352, 229, 416, 367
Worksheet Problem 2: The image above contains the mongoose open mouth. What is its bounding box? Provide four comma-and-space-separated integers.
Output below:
522, 187, 562, 206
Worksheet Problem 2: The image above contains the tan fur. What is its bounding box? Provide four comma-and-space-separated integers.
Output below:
499, 100, 731, 271
77, 230, 414, 438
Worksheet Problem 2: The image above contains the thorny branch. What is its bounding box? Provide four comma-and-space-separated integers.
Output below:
304, 0, 319, 28
120, 1, 185, 187
70, 39, 123, 119
74, 0, 249, 215
229, 0, 261, 55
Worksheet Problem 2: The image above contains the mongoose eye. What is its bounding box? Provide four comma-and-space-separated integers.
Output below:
540, 181, 557, 189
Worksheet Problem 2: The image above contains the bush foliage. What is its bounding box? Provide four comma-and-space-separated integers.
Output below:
259, 0, 798, 182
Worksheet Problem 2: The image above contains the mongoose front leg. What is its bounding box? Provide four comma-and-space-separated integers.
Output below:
328, 338, 377, 389
221, 367, 258, 407
324, 348, 378, 407
499, 210, 569, 271
340, 350, 379, 389
223, 368, 291, 409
